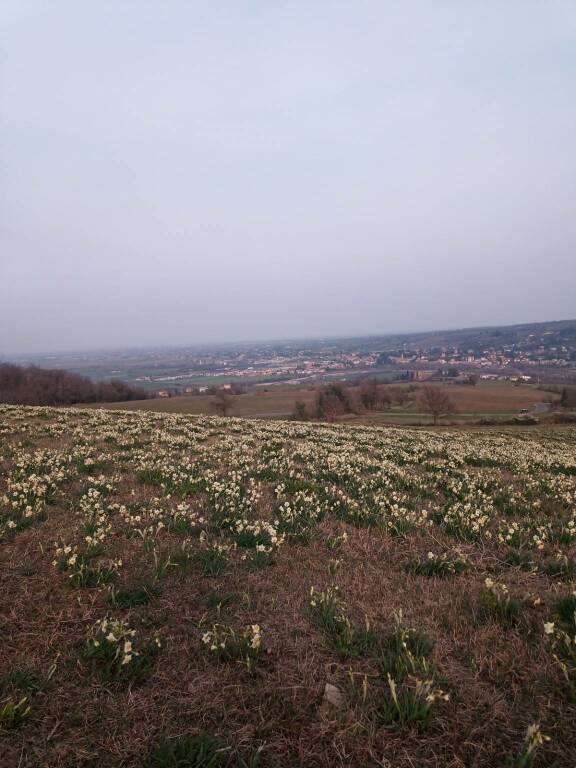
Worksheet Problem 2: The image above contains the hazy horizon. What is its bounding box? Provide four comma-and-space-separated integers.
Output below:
3, 316, 575, 361
2, 1, 575, 355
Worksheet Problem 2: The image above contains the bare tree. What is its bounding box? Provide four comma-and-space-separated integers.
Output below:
560, 387, 576, 409
292, 400, 309, 421
315, 382, 353, 422
393, 386, 415, 408
0, 363, 150, 406
210, 389, 233, 417
359, 379, 391, 410
418, 385, 456, 425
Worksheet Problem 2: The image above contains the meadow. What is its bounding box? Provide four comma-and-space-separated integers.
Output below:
1, 405, 576, 767
92, 381, 558, 423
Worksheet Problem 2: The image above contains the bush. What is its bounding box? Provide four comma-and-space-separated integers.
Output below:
315, 383, 353, 421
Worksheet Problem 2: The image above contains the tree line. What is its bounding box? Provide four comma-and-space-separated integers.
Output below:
0, 363, 150, 406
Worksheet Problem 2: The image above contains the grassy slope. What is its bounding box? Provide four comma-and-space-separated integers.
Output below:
1, 405, 575, 767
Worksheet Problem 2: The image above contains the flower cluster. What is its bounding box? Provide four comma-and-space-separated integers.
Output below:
82, 617, 161, 682
201, 624, 263, 672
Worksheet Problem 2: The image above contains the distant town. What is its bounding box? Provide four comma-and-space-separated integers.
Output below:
5, 318, 576, 397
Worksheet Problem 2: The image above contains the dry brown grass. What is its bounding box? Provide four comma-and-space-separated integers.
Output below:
83, 382, 558, 420
1, 407, 574, 768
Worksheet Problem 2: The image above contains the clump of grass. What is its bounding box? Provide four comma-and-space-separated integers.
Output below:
194, 545, 229, 576
2, 663, 55, 697
327, 558, 341, 577
54, 544, 119, 587
406, 551, 467, 578
237, 747, 265, 768
309, 586, 378, 658
325, 531, 348, 550
148, 734, 263, 768
136, 468, 164, 487
545, 614, 576, 702
544, 556, 576, 581
76, 458, 107, 475
507, 723, 550, 767
165, 546, 195, 572
554, 593, 576, 626
69, 561, 120, 587
149, 733, 226, 767
378, 613, 435, 681
375, 674, 448, 729
81, 617, 161, 684
16, 566, 36, 577
205, 591, 236, 616
0, 507, 48, 536
0, 697, 31, 730
151, 549, 172, 581
245, 548, 275, 571
369, 613, 447, 729
504, 549, 535, 571
201, 624, 262, 674
107, 580, 161, 609
1, 662, 56, 732
479, 579, 520, 627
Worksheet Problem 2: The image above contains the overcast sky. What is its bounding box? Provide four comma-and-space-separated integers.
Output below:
1, 1, 575, 354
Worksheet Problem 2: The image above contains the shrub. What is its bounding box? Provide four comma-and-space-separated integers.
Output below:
315, 383, 353, 421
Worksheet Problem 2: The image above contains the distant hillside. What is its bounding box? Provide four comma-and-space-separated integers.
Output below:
324, 318, 576, 352
0, 362, 151, 406
383, 318, 576, 352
